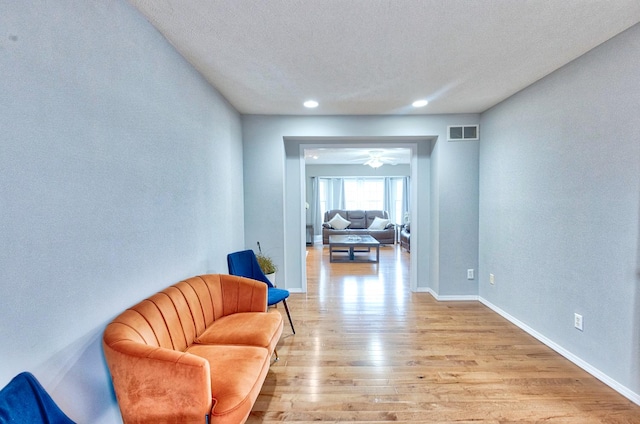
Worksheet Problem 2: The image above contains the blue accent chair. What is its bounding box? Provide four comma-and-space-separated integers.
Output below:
227, 249, 295, 334
0, 372, 75, 423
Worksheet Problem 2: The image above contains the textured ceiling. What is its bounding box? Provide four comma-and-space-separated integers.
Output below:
127, 1, 640, 115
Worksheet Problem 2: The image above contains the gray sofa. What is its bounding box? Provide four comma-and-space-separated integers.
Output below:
400, 223, 410, 252
322, 209, 395, 244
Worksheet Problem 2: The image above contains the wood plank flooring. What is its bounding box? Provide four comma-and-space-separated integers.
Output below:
249, 244, 640, 423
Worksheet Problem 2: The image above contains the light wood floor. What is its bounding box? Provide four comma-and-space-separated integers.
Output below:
249, 244, 640, 423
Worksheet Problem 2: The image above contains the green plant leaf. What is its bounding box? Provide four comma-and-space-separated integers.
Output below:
256, 253, 277, 274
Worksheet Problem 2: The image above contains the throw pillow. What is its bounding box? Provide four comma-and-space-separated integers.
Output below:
328, 213, 351, 230
368, 216, 390, 230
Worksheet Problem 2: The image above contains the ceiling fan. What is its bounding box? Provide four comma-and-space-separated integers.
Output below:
304, 147, 409, 166
358, 150, 399, 168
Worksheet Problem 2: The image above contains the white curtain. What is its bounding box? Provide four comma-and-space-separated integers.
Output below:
402, 176, 410, 223
328, 178, 345, 210
309, 177, 319, 235
313, 178, 345, 235
384, 177, 407, 225
384, 178, 394, 221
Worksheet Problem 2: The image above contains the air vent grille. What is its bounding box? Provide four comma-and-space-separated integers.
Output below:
448, 125, 479, 141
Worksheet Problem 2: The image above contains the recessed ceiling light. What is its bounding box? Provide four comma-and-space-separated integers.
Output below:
304, 100, 319, 108
412, 99, 429, 108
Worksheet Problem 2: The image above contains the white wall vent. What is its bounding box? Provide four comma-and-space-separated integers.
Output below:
448, 125, 479, 141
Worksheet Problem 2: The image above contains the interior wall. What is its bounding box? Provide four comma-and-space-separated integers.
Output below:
429, 140, 441, 295
306, 163, 411, 177
0, 1, 244, 422
479, 23, 640, 399
433, 137, 479, 297
241, 115, 479, 295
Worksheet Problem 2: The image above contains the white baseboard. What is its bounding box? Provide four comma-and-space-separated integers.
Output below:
478, 297, 640, 406
421, 287, 479, 302
287, 288, 305, 294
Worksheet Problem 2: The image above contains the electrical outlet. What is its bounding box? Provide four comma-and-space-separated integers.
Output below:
489, 273, 495, 285
467, 269, 474, 280
574, 313, 583, 331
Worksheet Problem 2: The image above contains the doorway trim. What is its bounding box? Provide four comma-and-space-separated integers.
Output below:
284, 135, 434, 293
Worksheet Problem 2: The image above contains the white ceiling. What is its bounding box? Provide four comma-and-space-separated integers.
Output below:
128, 0, 640, 116
304, 147, 411, 166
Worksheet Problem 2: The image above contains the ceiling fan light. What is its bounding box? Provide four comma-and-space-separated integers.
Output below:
366, 158, 384, 168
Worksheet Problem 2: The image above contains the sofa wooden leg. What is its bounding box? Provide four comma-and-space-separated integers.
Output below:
273, 348, 279, 362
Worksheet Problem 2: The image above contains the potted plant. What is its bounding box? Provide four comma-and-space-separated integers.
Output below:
256, 242, 277, 285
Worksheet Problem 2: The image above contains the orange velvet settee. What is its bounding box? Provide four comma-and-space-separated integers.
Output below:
103, 274, 283, 424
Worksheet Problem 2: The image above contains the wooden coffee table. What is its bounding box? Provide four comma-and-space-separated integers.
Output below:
329, 235, 380, 263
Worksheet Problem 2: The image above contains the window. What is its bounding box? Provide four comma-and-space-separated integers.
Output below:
344, 178, 384, 210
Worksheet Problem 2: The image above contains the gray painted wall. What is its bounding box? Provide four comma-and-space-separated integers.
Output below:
0, 1, 244, 422
6, 0, 635, 419
434, 138, 479, 297
430, 140, 442, 295
241, 115, 479, 295
479, 24, 640, 398
306, 163, 411, 177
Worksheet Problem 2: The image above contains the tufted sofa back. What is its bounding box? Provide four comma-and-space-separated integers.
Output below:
365, 210, 388, 227
103, 274, 268, 352
324, 209, 389, 229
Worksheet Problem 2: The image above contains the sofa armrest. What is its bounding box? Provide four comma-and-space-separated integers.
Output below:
218, 274, 269, 315
103, 339, 212, 423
